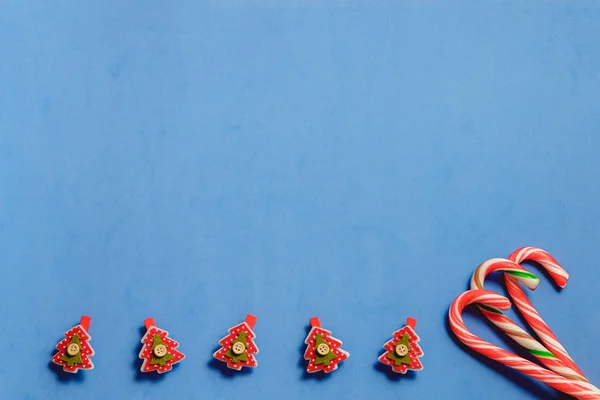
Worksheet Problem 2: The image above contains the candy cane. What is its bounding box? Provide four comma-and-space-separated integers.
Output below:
470, 258, 586, 381
507, 247, 586, 379
449, 290, 600, 399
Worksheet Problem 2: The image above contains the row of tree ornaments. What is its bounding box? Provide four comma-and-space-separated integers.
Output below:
52, 315, 424, 375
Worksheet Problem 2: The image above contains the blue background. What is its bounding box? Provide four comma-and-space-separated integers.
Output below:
1, 1, 599, 399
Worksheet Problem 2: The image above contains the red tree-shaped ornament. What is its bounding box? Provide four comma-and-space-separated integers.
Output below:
51, 316, 95, 373
213, 314, 259, 370
378, 317, 424, 374
303, 317, 349, 374
139, 318, 185, 374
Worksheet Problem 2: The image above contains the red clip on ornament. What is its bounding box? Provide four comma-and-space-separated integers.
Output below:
139, 318, 185, 374
51, 316, 95, 373
303, 317, 349, 374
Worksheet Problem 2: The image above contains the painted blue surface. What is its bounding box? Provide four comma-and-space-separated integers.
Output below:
1, 1, 599, 399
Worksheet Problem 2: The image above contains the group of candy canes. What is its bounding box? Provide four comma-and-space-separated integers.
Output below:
448, 247, 599, 399
52, 315, 424, 376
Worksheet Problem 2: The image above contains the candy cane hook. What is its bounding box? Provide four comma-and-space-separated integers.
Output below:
449, 290, 600, 399
507, 247, 585, 378
470, 258, 588, 382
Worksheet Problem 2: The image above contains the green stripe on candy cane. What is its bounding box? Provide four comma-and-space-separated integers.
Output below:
528, 348, 559, 359
503, 328, 541, 340
522, 351, 591, 382
471, 258, 540, 291
477, 304, 503, 314
504, 337, 586, 376
505, 270, 538, 281
470, 258, 540, 302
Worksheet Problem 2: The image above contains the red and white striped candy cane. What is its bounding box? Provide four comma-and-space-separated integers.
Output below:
507, 247, 586, 379
449, 290, 600, 399
470, 259, 587, 382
